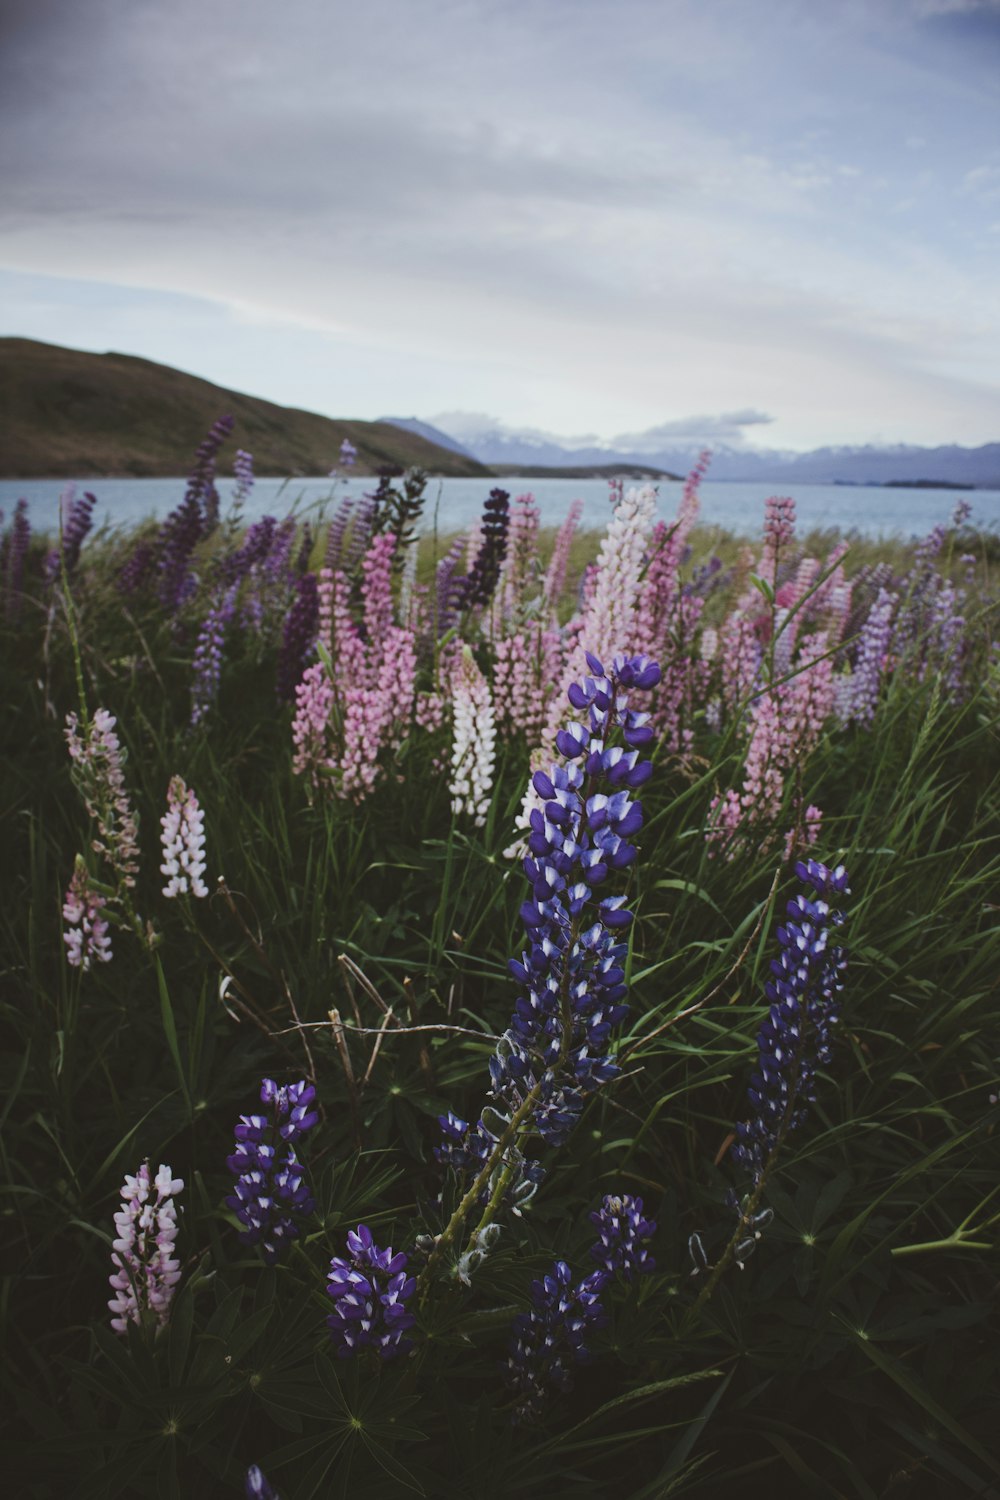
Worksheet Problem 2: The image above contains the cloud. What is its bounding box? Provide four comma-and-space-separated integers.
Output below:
0, 0, 997, 448
611, 411, 776, 451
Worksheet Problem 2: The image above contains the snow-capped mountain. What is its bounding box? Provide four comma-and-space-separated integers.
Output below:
377, 417, 479, 461
404, 413, 1000, 487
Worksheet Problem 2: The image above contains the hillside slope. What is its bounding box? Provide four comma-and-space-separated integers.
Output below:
0, 339, 492, 479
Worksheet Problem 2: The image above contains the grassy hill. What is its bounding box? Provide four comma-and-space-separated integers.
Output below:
0, 338, 492, 479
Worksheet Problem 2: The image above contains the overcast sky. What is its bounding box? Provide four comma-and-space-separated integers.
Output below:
1, 0, 998, 451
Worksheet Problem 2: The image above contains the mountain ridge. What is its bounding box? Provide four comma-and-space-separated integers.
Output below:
0, 339, 492, 479
419, 414, 1000, 488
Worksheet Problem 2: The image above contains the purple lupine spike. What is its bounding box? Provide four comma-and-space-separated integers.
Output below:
587, 1194, 657, 1280
275, 572, 319, 701
482, 653, 661, 1154
189, 414, 234, 533
190, 584, 238, 725
2, 499, 31, 620
155, 492, 204, 613
294, 521, 314, 576
264, 517, 297, 584
324, 497, 356, 572
843, 587, 895, 727
432, 537, 465, 640
454, 488, 510, 610
343, 496, 376, 577
505, 1259, 607, 1422
732, 860, 849, 1184
150, 417, 234, 609
47, 488, 98, 582
225, 1078, 318, 1263
117, 538, 156, 594
326, 1223, 416, 1360
232, 448, 255, 508
434, 1111, 493, 1174
338, 437, 358, 469
245, 1466, 279, 1500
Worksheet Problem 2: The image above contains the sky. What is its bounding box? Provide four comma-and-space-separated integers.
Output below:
1, 0, 999, 453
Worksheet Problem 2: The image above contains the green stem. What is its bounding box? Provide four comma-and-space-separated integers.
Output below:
415, 1078, 545, 1304
891, 1227, 996, 1257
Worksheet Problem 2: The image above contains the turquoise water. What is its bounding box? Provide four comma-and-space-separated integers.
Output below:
2, 474, 997, 542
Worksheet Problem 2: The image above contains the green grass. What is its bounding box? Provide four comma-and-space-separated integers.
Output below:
1, 507, 998, 1500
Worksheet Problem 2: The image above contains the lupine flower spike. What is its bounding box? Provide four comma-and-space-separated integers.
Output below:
160, 776, 208, 898
506, 1191, 657, 1420
425, 653, 660, 1289
733, 858, 850, 1183
245, 1465, 279, 1499
689, 859, 849, 1294
326, 1224, 416, 1360
225, 1079, 318, 1262
63, 855, 113, 970
108, 1161, 184, 1334
506, 1260, 606, 1422
588, 1193, 657, 1281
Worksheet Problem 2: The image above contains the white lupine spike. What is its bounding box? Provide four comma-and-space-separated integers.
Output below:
160, 776, 208, 898
449, 647, 497, 828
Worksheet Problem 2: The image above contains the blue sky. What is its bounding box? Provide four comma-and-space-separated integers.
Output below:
1, 0, 998, 451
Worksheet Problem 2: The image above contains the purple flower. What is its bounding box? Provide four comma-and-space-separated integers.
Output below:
189, 414, 234, 534
455, 488, 510, 610
505, 1260, 607, 1422
191, 584, 238, 725
245, 1464, 278, 1499
2, 499, 31, 620
486, 652, 660, 1151
275, 572, 319, 701
338, 438, 358, 469
155, 493, 204, 614
46, 487, 97, 582
225, 1079, 318, 1263
588, 1193, 657, 1281
733, 859, 850, 1184
323, 497, 356, 572
232, 448, 255, 508
326, 1224, 416, 1360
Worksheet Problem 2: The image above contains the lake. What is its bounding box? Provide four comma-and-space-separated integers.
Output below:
3, 474, 998, 542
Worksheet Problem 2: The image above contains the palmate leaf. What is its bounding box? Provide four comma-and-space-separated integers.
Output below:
361, 1431, 427, 1495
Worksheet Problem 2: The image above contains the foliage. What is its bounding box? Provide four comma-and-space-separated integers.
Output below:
1, 449, 999, 1499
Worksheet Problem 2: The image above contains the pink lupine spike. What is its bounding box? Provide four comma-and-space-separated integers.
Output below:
108, 1161, 184, 1334
362, 532, 397, 653
63, 856, 113, 970
542, 497, 583, 620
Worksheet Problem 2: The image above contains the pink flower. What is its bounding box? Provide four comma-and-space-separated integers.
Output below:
63, 857, 113, 970
108, 1161, 184, 1333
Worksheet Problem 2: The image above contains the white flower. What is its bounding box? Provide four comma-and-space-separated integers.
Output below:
160, 776, 208, 898
449, 648, 497, 828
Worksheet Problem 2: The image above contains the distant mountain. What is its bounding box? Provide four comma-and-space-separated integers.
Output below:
0, 340, 492, 479
379, 416, 478, 461
427, 414, 1000, 489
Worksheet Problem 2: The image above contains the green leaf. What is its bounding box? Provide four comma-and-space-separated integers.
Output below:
844, 1324, 1000, 1478
361, 1432, 426, 1495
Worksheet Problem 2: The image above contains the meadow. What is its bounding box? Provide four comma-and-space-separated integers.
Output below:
1, 425, 999, 1499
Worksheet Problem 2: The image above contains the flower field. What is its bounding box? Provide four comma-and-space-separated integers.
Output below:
2, 428, 999, 1499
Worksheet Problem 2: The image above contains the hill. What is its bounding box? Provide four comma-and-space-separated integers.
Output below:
0, 339, 492, 479
488, 461, 681, 481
